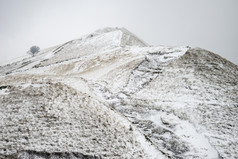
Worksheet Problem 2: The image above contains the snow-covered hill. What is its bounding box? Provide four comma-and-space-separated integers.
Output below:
0, 27, 237, 159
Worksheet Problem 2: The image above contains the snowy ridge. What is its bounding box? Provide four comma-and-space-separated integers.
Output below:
0, 28, 237, 159
0, 77, 164, 159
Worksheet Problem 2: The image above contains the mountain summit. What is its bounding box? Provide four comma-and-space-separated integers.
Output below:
0, 28, 237, 159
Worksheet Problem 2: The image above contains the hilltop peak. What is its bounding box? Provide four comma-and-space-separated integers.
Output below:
80, 27, 147, 47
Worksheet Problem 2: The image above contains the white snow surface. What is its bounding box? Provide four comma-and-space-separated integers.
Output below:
0, 27, 237, 159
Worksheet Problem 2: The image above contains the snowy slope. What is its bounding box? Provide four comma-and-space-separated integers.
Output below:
0, 27, 237, 159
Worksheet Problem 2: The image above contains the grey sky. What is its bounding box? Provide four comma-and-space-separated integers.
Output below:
0, 0, 237, 64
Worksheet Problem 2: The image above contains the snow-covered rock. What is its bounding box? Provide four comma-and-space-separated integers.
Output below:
0, 27, 237, 159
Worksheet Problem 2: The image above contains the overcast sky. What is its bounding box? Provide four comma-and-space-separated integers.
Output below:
0, 0, 237, 64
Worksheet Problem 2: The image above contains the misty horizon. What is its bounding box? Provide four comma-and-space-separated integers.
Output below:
0, 0, 237, 65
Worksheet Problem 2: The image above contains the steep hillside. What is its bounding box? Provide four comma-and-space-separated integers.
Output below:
0, 27, 237, 159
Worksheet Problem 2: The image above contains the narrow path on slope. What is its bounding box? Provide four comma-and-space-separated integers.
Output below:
88, 47, 220, 159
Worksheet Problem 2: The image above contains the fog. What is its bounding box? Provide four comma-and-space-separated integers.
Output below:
0, 0, 237, 64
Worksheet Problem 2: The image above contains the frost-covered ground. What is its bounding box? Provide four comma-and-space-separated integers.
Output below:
0, 27, 237, 159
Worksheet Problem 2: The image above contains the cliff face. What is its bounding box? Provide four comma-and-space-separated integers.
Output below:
0, 28, 237, 159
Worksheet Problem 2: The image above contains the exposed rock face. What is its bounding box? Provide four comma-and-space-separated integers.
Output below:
0, 28, 237, 159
